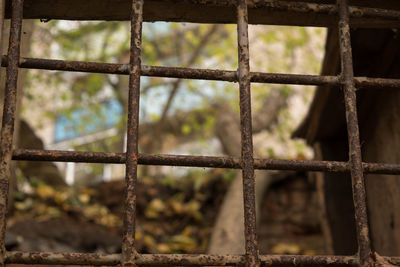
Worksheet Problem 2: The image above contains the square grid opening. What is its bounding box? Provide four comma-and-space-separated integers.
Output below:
1, 0, 400, 266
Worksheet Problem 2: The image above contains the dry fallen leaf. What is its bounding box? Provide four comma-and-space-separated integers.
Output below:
271, 243, 301, 254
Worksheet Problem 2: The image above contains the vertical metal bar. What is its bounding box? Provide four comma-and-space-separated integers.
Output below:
122, 0, 143, 266
337, 0, 372, 266
237, 1, 259, 266
0, 0, 6, 59
0, 0, 23, 265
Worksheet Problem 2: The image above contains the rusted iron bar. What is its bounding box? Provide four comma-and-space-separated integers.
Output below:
12, 149, 126, 164
354, 77, 400, 89
122, 0, 143, 266
0, 0, 23, 265
4, 0, 400, 27
0, 1, 5, 66
241, 1, 400, 22
237, 0, 259, 266
182, 1, 400, 27
12, 148, 400, 175
7, 251, 400, 266
3, 57, 400, 88
15, 57, 130, 75
6, 251, 121, 266
248, 1, 400, 22
6, 56, 340, 84
0, 2, 396, 267
337, 0, 372, 266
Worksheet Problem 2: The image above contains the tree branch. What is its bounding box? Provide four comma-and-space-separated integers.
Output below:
142, 24, 221, 153
252, 88, 288, 133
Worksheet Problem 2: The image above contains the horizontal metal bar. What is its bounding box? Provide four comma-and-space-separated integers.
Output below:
9, 0, 400, 28
216, 1, 400, 25
13, 149, 126, 164
11, 149, 400, 175
353, 76, 400, 88
6, 251, 400, 266
6, 251, 121, 266
247, 1, 400, 22
2, 57, 400, 88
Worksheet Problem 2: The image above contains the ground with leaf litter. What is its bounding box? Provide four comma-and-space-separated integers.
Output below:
6, 170, 324, 257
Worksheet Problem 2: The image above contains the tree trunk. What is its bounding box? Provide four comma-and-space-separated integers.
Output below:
208, 92, 288, 254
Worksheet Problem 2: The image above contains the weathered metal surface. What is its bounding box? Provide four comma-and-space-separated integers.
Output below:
0, 1, 5, 69
0, 0, 22, 265
12, 149, 127, 163
237, 1, 259, 266
0, 0, 399, 266
337, 0, 372, 266
3, 0, 400, 28
12, 148, 400, 175
5, 251, 378, 266
259, 255, 358, 267
6, 251, 400, 266
6, 251, 121, 265
3, 57, 400, 88
122, 0, 143, 266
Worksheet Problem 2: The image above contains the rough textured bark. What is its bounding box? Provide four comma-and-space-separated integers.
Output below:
208, 92, 288, 254
207, 170, 288, 254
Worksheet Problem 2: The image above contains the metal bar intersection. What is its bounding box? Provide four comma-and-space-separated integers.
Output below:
0, 0, 399, 266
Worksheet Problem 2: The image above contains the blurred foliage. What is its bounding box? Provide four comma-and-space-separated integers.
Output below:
13, 180, 121, 228
25, 21, 325, 158
16, 19, 326, 253
12, 168, 229, 253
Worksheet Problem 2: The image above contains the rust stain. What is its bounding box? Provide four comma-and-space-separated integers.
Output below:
122, 0, 143, 266
0, 0, 23, 264
1, 56, 399, 87
0, 0, 398, 266
237, 0, 259, 266
337, 0, 372, 266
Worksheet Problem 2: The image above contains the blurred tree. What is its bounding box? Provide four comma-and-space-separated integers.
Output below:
26, 22, 324, 158
16, 20, 325, 251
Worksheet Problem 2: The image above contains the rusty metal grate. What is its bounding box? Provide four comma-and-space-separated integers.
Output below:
0, 0, 400, 266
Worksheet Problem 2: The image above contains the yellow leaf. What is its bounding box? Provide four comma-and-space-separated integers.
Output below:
169, 199, 184, 214
135, 231, 143, 240
271, 243, 301, 254
145, 199, 165, 219
185, 200, 203, 221
98, 213, 122, 228
36, 185, 55, 199
80, 188, 96, 195
150, 199, 165, 212
156, 243, 171, 253
143, 235, 156, 248
54, 192, 69, 205
170, 234, 198, 252
15, 198, 33, 211
79, 193, 90, 204
182, 226, 194, 237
